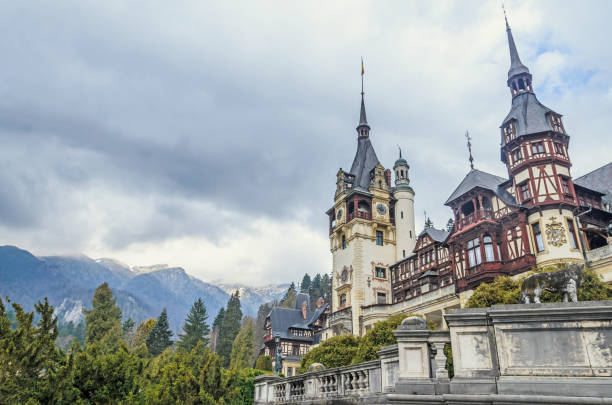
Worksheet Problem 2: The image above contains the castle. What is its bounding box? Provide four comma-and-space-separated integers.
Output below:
323, 15, 612, 339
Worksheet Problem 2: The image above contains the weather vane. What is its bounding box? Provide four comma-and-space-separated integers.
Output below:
466, 130, 474, 170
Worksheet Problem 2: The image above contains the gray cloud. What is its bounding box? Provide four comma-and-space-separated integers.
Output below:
0, 1, 610, 284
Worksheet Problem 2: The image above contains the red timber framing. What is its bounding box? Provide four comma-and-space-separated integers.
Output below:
390, 233, 452, 304
448, 193, 535, 292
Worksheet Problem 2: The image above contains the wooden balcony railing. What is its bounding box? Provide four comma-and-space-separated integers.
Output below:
456, 209, 495, 231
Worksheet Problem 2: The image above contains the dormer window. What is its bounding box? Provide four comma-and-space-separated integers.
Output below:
550, 114, 564, 133
503, 121, 517, 143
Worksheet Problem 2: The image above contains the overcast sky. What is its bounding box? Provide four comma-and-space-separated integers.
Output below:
1, 1, 610, 286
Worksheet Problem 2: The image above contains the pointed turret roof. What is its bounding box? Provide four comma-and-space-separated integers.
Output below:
445, 169, 519, 206
505, 13, 530, 79
358, 92, 369, 128
349, 91, 379, 191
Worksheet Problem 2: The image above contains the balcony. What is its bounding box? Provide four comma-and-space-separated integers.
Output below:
346, 211, 371, 221
456, 209, 495, 231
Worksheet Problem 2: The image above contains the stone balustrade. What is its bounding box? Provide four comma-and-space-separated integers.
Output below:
254, 301, 612, 404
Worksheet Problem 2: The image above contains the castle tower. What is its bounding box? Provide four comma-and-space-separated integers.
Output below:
500, 15, 583, 266
393, 150, 416, 259
327, 87, 397, 337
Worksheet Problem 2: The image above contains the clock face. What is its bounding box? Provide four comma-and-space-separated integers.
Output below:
341, 269, 348, 282
376, 203, 387, 215
336, 209, 343, 220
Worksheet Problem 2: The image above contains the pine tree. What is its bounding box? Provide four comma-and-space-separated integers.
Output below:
320, 273, 332, 303
425, 217, 434, 229
253, 302, 272, 362
280, 282, 297, 308
446, 218, 455, 232
210, 307, 225, 353
217, 292, 242, 367
255, 355, 273, 371
146, 308, 173, 356
0, 298, 77, 403
85, 282, 122, 346
178, 298, 210, 352
300, 274, 312, 293
122, 318, 135, 334
128, 318, 156, 351
229, 319, 254, 369
310, 274, 323, 306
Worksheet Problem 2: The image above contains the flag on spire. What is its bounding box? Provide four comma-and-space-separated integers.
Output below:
361, 57, 364, 76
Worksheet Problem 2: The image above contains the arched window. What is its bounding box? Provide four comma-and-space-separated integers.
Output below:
342, 235, 347, 249
339, 293, 347, 308
467, 237, 482, 267
483, 235, 495, 262
401, 211, 404, 219
518, 78, 525, 90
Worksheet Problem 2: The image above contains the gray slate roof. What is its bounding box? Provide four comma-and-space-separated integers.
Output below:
574, 162, 612, 207
501, 92, 556, 147
418, 227, 449, 243
446, 169, 505, 204
506, 25, 530, 79
266, 293, 327, 343
349, 138, 380, 191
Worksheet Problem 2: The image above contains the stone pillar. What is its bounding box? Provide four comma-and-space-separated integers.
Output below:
377, 344, 399, 392
444, 308, 499, 395
392, 316, 451, 395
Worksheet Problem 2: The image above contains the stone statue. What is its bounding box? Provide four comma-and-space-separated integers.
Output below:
521, 263, 583, 304
308, 363, 326, 372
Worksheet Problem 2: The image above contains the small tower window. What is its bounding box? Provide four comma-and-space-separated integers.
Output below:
532, 222, 545, 252
339, 293, 347, 308
401, 211, 404, 219
518, 78, 525, 90
342, 235, 347, 249
403, 249, 406, 258
376, 231, 384, 246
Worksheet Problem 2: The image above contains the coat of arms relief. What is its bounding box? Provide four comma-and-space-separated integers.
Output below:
545, 216, 567, 247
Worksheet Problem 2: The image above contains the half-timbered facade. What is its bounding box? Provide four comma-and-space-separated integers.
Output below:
261, 293, 328, 377
322, 14, 612, 339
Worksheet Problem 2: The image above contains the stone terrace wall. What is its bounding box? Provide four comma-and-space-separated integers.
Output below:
254, 301, 612, 404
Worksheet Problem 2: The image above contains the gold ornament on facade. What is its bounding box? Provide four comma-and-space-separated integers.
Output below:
545, 216, 567, 247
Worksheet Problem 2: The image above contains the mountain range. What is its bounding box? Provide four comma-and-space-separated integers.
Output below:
0, 245, 288, 334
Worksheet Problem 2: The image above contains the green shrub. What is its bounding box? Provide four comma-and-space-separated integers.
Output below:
298, 335, 360, 373
254, 355, 273, 371
351, 314, 409, 364
466, 266, 611, 309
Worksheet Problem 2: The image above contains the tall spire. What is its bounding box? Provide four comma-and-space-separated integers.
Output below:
504, 6, 530, 79
357, 57, 370, 138
465, 130, 474, 170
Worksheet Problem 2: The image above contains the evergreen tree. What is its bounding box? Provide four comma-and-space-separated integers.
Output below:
446, 218, 455, 233
217, 292, 242, 367
128, 318, 156, 351
85, 282, 122, 346
146, 308, 173, 356
229, 319, 254, 369
255, 355, 273, 371
210, 307, 225, 353
0, 298, 77, 403
300, 273, 312, 293
280, 282, 297, 308
253, 302, 272, 362
320, 273, 332, 303
425, 217, 434, 229
310, 274, 323, 307
122, 318, 135, 334
178, 298, 210, 352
